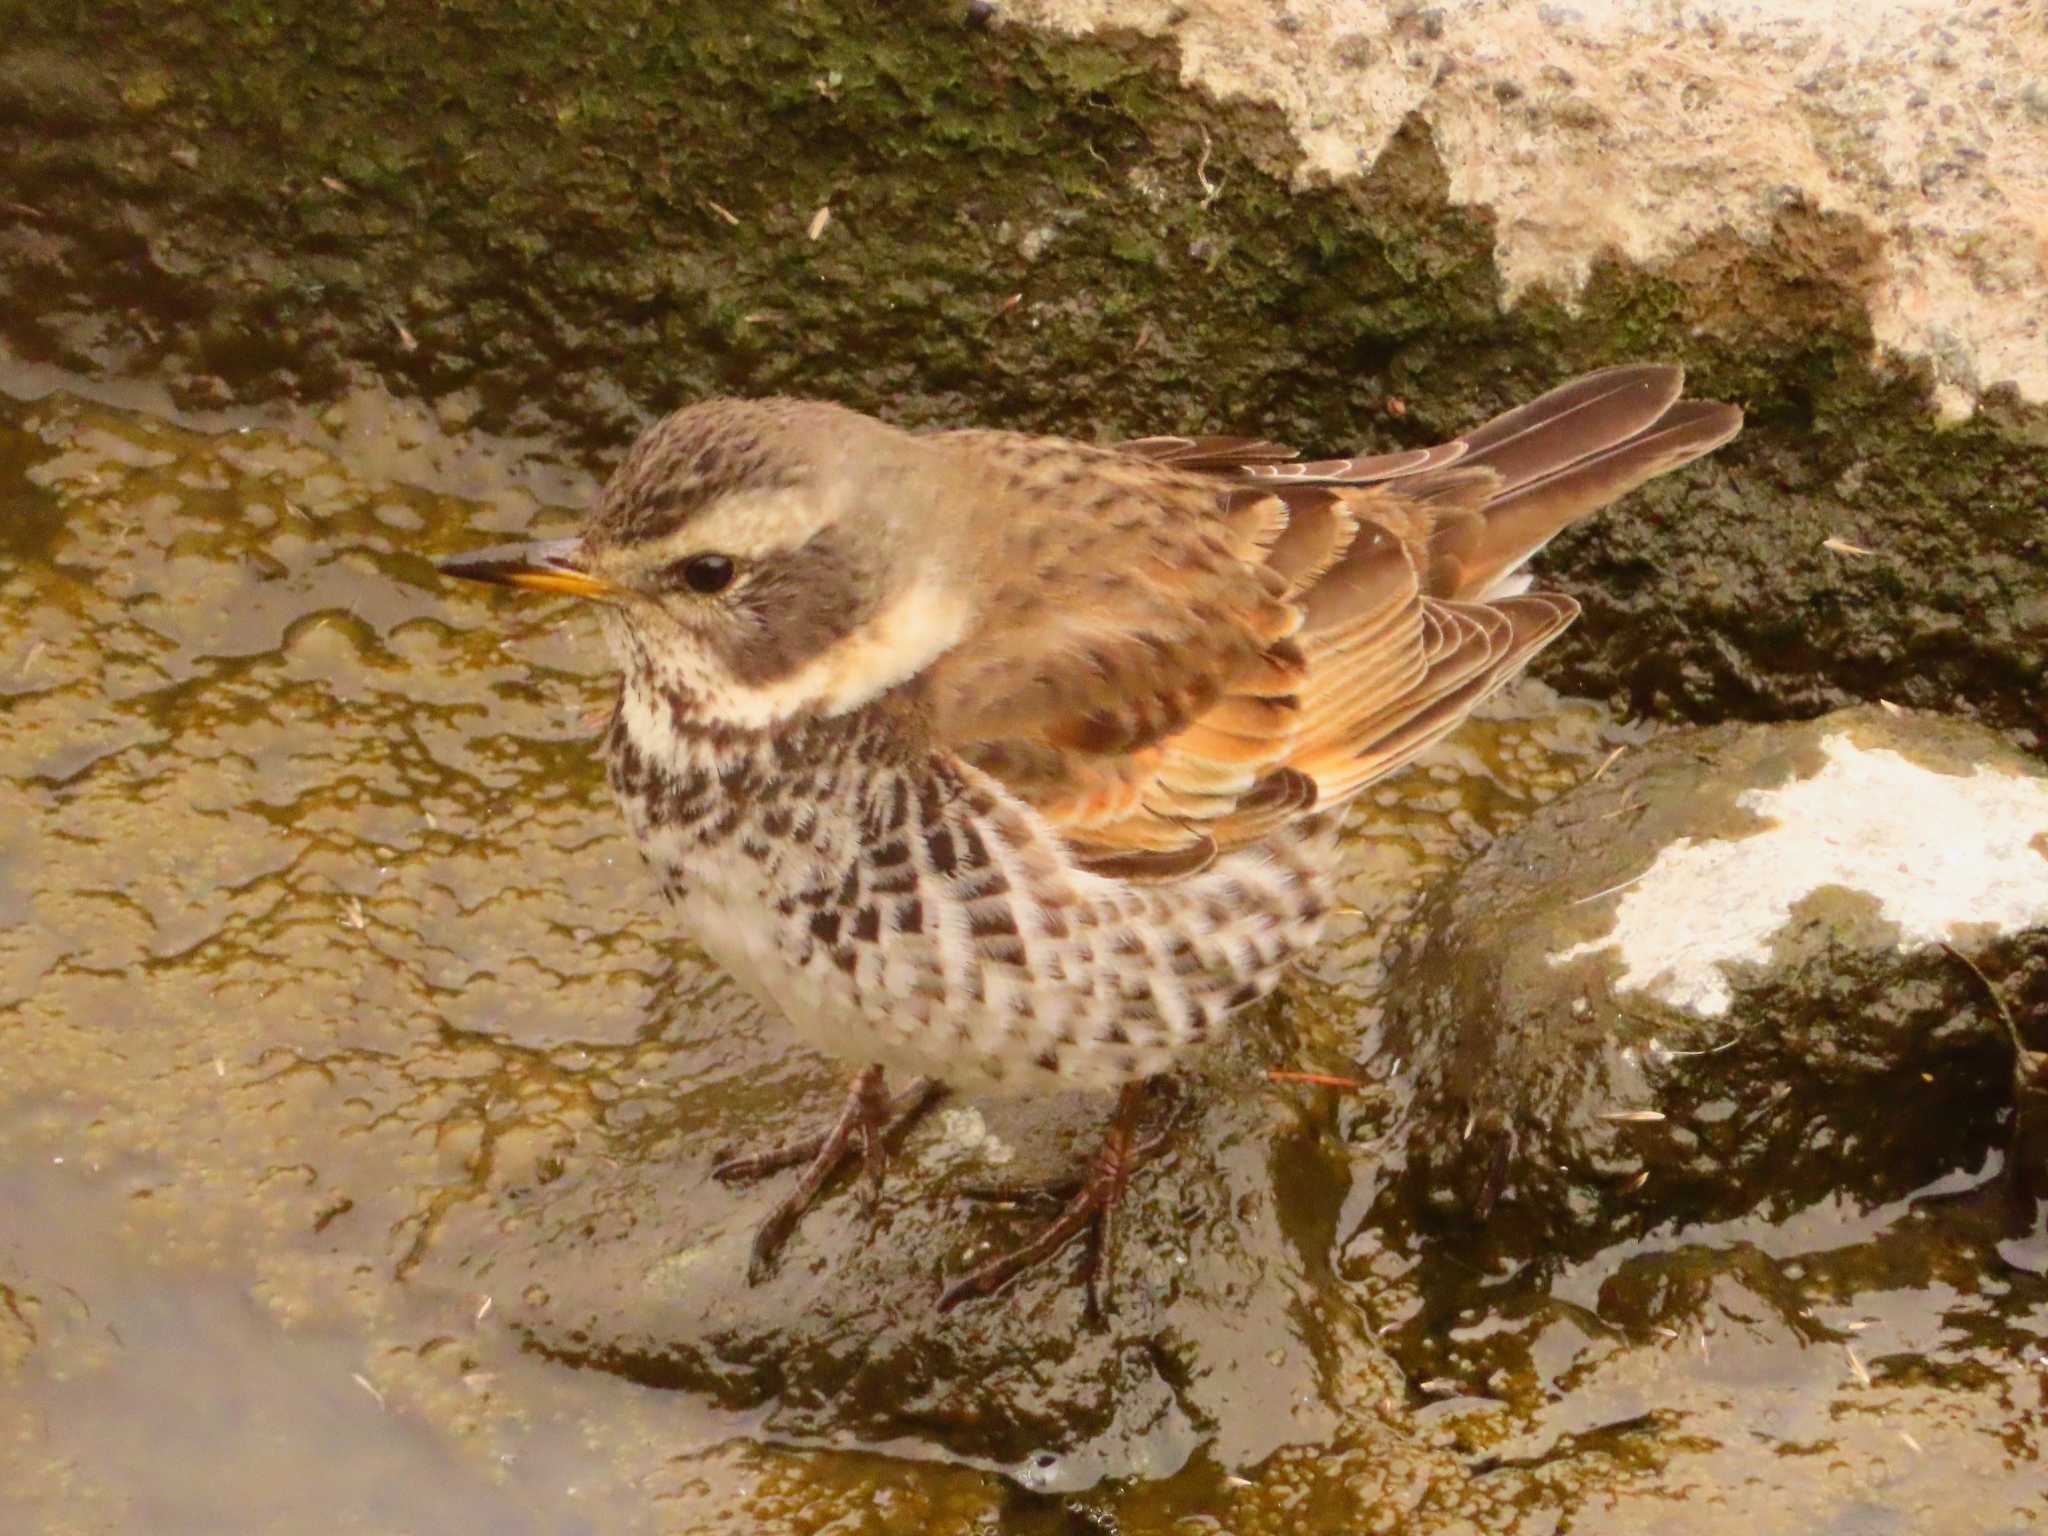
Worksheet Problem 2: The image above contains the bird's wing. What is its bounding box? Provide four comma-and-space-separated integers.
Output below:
922, 367, 1742, 878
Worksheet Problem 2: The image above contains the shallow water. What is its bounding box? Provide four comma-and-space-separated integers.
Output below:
2, 378, 2042, 1533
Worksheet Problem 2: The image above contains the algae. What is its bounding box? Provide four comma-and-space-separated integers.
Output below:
0, 0, 2041, 737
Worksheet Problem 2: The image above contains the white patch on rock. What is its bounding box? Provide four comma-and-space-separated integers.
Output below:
1552, 733, 2048, 1016
1010, 0, 2048, 416
932, 1105, 1016, 1167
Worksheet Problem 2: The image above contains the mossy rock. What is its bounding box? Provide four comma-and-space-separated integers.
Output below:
0, 1, 2042, 739
1369, 705, 2048, 1258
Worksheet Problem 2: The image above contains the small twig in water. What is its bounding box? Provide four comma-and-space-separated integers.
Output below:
1571, 867, 1651, 906
1844, 1344, 1872, 1388
1940, 942, 2031, 1060
1193, 127, 1224, 206
1266, 1070, 1369, 1091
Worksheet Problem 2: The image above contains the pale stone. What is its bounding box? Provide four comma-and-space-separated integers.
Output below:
1011, 0, 2048, 417
1552, 732, 2048, 1017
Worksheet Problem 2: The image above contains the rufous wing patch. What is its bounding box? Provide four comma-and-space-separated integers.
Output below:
932, 368, 1739, 878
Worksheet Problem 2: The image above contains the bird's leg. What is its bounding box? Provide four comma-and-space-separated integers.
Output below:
939, 1078, 1172, 1319
713, 1064, 943, 1282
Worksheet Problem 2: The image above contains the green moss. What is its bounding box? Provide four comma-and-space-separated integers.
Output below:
0, 0, 2042, 739
117, 65, 173, 114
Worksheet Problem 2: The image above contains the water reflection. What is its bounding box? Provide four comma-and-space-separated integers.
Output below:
1, 379, 2040, 1534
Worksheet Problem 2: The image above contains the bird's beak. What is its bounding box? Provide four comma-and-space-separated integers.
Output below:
437, 537, 618, 600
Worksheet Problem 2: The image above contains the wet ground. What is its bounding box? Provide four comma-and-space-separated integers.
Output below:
3, 374, 2044, 1533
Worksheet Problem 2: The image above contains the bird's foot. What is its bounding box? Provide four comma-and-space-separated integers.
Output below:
939, 1079, 1173, 1320
713, 1065, 943, 1282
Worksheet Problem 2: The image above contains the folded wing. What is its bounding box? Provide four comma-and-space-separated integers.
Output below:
922, 365, 1742, 877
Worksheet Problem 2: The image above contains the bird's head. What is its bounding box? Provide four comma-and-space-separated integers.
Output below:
442, 399, 977, 729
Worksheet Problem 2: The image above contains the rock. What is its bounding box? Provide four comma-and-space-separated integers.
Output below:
1370, 706, 2048, 1254
419, 1010, 1395, 1491
5, 1, 2046, 738
1019, 0, 2048, 419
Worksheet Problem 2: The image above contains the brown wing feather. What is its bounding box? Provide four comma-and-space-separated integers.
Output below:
922, 437, 1309, 832
1114, 433, 1299, 468
926, 369, 1741, 878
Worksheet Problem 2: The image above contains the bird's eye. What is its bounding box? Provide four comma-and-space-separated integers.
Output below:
680, 554, 736, 594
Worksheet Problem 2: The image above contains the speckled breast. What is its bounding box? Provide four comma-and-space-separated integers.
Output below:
602, 685, 1340, 1095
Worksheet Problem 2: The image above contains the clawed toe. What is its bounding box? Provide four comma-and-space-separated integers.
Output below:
939, 1178, 1121, 1317
712, 1066, 943, 1281
938, 1078, 1173, 1319
714, 1133, 829, 1183
711, 1067, 1176, 1307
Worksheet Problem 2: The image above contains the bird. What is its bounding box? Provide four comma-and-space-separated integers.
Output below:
439, 364, 1741, 1312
